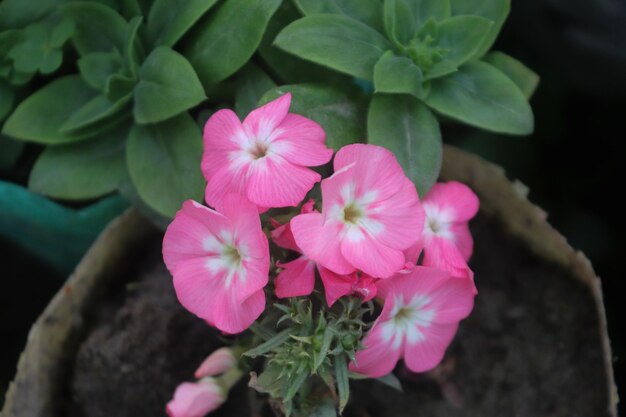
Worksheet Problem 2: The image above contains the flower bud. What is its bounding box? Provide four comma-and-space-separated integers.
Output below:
166, 378, 225, 417
194, 347, 236, 379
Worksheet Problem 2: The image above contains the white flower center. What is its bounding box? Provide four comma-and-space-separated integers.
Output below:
329, 183, 384, 242
381, 294, 435, 349
423, 203, 455, 240
203, 231, 248, 288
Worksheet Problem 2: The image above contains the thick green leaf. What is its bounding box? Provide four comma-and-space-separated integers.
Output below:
134, 46, 205, 124
124, 15, 144, 76
62, 2, 128, 56
294, 0, 383, 32
484, 51, 539, 100
334, 354, 350, 413
0, 135, 24, 171
146, 0, 218, 47
0, 0, 66, 30
260, 84, 366, 150
2, 75, 99, 144
78, 52, 124, 91
106, 73, 136, 101
183, 0, 281, 87
426, 15, 493, 80
126, 113, 205, 218
425, 60, 533, 134
275, 14, 391, 81
0, 80, 14, 120
384, 0, 450, 45
374, 51, 425, 98
449, 0, 510, 58
235, 62, 276, 119
257, 2, 349, 85
29, 123, 130, 199
60, 93, 132, 133
368, 94, 441, 196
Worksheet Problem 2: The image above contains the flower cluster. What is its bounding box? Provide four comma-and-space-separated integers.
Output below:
162, 93, 479, 413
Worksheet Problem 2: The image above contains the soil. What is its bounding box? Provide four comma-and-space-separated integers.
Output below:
69, 213, 610, 417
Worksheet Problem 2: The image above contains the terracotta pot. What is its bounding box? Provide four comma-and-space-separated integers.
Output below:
1, 146, 618, 417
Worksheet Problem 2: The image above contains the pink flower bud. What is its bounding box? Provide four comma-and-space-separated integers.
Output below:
194, 348, 236, 379
166, 379, 225, 417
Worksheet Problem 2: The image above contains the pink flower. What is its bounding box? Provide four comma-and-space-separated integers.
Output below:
272, 200, 376, 306
409, 182, 479, 286
162, 194, 269, 334
166, 379, 225, 417
195, 348, 237, 379
201, 93, 333, 210
349, 267, 475, 378
291, 144, 425, 278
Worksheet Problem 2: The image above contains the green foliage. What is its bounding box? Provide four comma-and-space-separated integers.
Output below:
133, 46, 205, 124
368, 94, 442, 196
293, 0, 384, 32
29, 123, 130, 199
260, 84, 367, 150
484, 51, 540, 99
235, 62, 277, 119
0, 81, 14, 121
373, 51, 426, 99
275, 15, 391, 81
146, 0, 218, 48
183, 0, 281, 88
449, 0, 510, 58
425, 60, 534, 134
126, 114, 205, 218
62, 2, 128, 56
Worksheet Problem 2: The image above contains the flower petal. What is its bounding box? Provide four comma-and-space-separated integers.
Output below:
204, 162, 249, 211
243, 92, 291, 139
423, 236, 474, 284
450, 223, 473, 261
271, 114, 333, 166
202, 109, 245, 180
246, 155, 321, 208
275, 256, 316, 298
403, 322, 459, 373
211, 288, 266, 334
166, 380, 225, 417
219, 193, 269, 260
318, 266, 357, 307
340, 229, 406, 278
425, 182, 479, 222
349, 323, 402, 378
292, 212, 355, 275
194, 348, 236, 379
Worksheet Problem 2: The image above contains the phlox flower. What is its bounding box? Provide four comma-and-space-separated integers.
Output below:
194, 347, 237, 379
166, 378, 225, 417
162, 194, 269, 334
349, 267, 475, 378
272, 200, 377, 307
201, 93, 333, 211
291, 144, 425, 278
409, 182, 479, 286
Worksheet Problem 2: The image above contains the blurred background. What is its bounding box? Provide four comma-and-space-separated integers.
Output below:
2, 0, 625, 408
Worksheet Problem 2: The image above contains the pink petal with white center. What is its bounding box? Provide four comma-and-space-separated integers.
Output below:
423, 237, 475, 287
271, 114, 333, 166
275, 256, 316, 298
425, 182, 479, 222
163, 200, 232, 275
318, 266, 357, 307
218, 193, 269, 260
450, 223, 473, 261
426, 278, 475, 324
291, 212, 355, 275
340, 230, 406, 278
212, 288, 266, 334
243, 93, 291, 139
246, 156, 321, 208
349, 318, 403, 378
195, 348, 236, 379
403, 322, 459, 373
204, 162, 249, 211
202, 109, 243, 179
332, 144, 406, 201
166, 379, 225, 417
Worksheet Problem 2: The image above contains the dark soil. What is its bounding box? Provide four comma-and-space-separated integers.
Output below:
69, 214, 610, 417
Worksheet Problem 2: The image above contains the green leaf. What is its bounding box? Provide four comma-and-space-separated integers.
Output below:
376, 373, 403, 391
60, 93, 132, 133
0, 135, 24, 171
2, 75, 99, 144
78, 52, 124, 91
62, 2, 128, 56
134, 46, 205, 124
373, 51, 425, 98
146, 0, 218, 47
275, 14, 391, 81
234, 62, 276, 119
314, 325, 335, 372
126, 113, 205, 218
283, 370, 308, 402
124, 15, 144, 76
28, 123, 130, 200
294, 0, 383, 32
383, 0, 451, 45
106, 73, 136, 101
243, 328, 292, 358
484, 51, 539, 100
0, 0, 66, 30
449, 0, 510, 58
368, 94, 442, 196
183, 0, 281, 87
259, 84, 366, 150
425, 15, 493, 80
257, 2, 350, 85
334, 354, 350, 413
0, 80, 15, 120
425, 60, 533, 135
